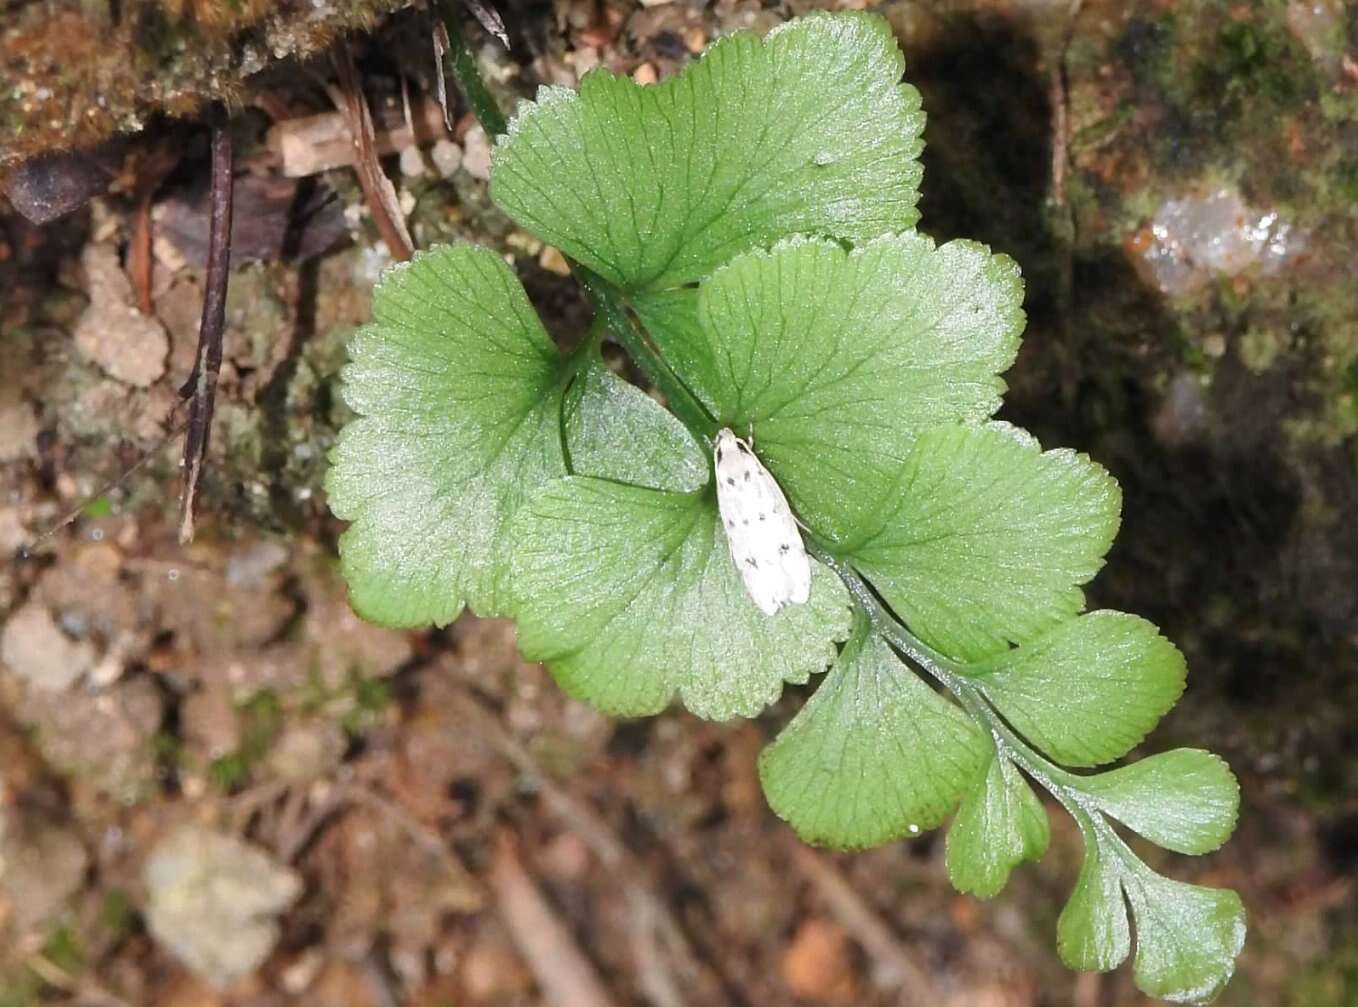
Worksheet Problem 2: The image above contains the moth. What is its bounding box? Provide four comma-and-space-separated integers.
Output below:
713, 428, 812, 616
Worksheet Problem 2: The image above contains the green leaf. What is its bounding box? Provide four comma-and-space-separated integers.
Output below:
491, 12, 924, 292
759, 622, 987, 848
508, 476, 851, 719
1123, 867, 1246, 1004
1057, 835, 1131, 973
327, 245, 567, 626
850, 423, 1121, 663
563, 359, 707, 492
631, 288, 724, 415
672, 234, 1023, 541
975, 611, 1186, 767
1080, 750, 1239, 855
945, 748, 1050, 898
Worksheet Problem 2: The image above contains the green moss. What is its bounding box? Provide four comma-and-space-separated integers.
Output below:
353, 675, 391, 713
1239, 326, 1287, 373
1210, 19, 1309, 105
238, 687, 284, 757
207, 688, 286, 791
1342, 362, 1358, 411
1116, 12, 1177, 91
206, 750, 250, 791
40, 925, 84, 974
0, 974, 39, 1007
1286, 935, 1358, 1005
97, 888, 137, 944
341, 670, 392, 736
82, 496, 114, 518
1333, 162, 1358, 205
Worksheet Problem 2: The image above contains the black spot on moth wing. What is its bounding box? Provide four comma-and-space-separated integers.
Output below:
726, 477, 736, 486
745, 557, 758, 568
758, 513, 766, 521
779, 543, 790, 553
743, 471, 751, 481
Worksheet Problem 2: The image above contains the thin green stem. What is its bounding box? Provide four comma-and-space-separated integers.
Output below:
430, 6, 717, 442
575, 268, 717, 438
436, 1, 508, 138
810, 546, 1105, 835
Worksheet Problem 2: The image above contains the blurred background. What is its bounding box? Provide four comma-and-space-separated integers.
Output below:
1, 0, 1356, 1003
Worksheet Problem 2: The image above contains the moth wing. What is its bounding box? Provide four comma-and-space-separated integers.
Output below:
714, 433, 811, 616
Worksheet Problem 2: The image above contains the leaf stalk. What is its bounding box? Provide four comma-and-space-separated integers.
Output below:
434, 8, 717, 441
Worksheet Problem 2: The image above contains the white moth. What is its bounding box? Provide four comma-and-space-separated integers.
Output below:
713, 428, 812, 616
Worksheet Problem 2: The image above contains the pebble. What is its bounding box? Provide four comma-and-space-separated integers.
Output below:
430, 138, 462, 178
73, 243, 170, 387
538, 245, 571, 276
0, 817, 89, 934
0, 391, 39, 462
1, 600, 95, 691
399, 144, 426, 178
143, 825, 302, 988
462, 125, 492, 181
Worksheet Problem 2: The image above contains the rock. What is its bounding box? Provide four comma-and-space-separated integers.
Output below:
0, 390, 40, 463
266, 721, 346, 783
0, 141, 126, 224
0, 816, 89, 934
180, 686, 241, 762
1, 601, 95, 691
780, 917, 857, 1003
398, 144, 426, 178
1151, 372, 1210, 449
17, 676, 163, 801
0, 509, 26, 555
224, 540, 290, 590
73, 243, 170, 387
303, 593, 412, 688
1287, 0, 1347, 78
1129, 187, 1307, 296
37, 541, 138, 641
430, 139, 462, 178
537, 245, 570, 276
143, 825, 302, 988
462, 125, 492, 181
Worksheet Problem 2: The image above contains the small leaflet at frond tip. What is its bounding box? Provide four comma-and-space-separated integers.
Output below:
713, 428, 811, 616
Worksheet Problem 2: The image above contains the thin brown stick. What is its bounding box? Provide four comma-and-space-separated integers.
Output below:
128, 143, 179, 316
787, 842, 941, 999
453, 690, 705, 1006
177, 112, 233, 544
489, 831, 622, 1007
23, 416, 188, 557
328, 44, 414, 261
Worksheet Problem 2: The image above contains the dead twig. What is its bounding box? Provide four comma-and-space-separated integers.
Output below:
461, 0, 510, 49
327, 43, 414, 261
787, 841, 941, 1000
267, 102, 451, 178
453, 690, 707, 1007
177, 111, 234, 544
23, 416, 187, 557
489, 831, 622, 1007
128, 142, 180, 315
